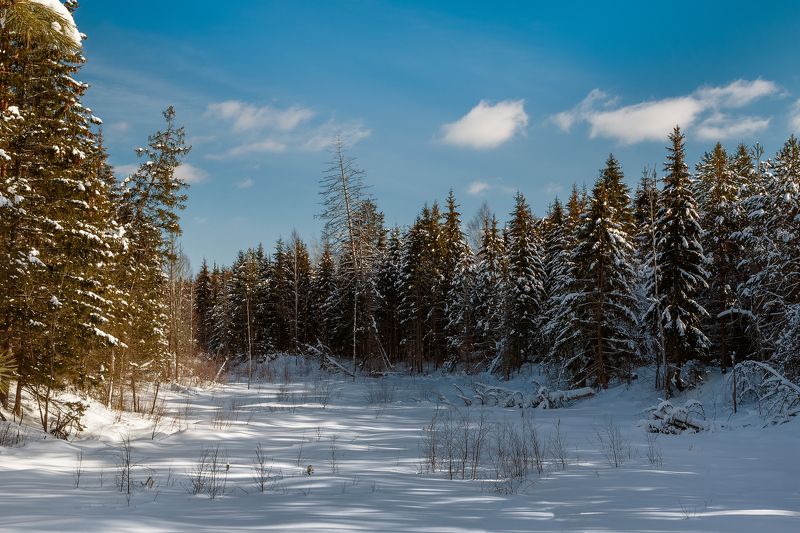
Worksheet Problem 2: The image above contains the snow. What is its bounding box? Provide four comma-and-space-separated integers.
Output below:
29, 0, 82, 48
0, 357, 798, 532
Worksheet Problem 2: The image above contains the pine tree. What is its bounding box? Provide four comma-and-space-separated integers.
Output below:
568, 162, 638, 388
694, 143, 745, 369
375, 229, 404, 363
310, 241, 337, 350
194, 259, 214, 354
472, 215, 506, 368
399, 204, 441, 371
0, 0, 123, 419
502, 192, 545, 377
649, 127, 709, 396
441, 191, 475, 367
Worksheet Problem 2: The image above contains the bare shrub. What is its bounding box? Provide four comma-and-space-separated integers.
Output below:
0, 421, 29, 447
419, 405, 442, 473
314, 379, 335, 408
329, 434, 339, 473
522, 414, 546, 476
277, 383, 290, 403
150, 399, 167, 440
645, 432, 663, 467
365, 379, 396, 404
211, 405, 237, 430
594, 417, 631, 468
115, 434, 136, 505
188, 445, 229, 499
549, 419, 569, 470
252, 443, 274, 493
73, 450, 84, 488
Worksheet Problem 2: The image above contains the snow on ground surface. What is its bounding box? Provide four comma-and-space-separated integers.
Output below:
1, 356, 798, 532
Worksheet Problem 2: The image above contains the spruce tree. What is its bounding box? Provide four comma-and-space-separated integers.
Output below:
502, 192, 545, 377
649, 127, 709, 396
472, 215, 506, 368
568, 163, 638, 388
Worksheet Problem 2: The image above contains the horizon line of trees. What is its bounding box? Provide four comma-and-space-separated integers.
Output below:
196, 129, 800, 397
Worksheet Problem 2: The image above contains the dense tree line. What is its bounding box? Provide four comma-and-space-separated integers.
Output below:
199, 127, 800, 396
0, 1, 193, 426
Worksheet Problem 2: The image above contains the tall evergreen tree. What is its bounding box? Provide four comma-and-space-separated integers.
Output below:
502, 192, 545, 377
568, 163, 638, 388
472, 215, 506, 368
649, 127, 709, 396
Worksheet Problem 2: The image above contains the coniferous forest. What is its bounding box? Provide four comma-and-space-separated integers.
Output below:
199, 132, 800, 395
4, 3, 800, 531
4, 1, 800, 434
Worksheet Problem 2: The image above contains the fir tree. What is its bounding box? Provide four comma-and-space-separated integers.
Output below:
649, 127, 709, 396
502, 192, 545, 377
568, 163, 638, 388
472, 215, 506, 368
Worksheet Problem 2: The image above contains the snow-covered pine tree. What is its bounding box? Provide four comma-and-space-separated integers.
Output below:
502, 192, 545, 377
194, 259, 214, 354
694, 142, 746, 369
633, 167, 666, 385
758, 137, 800, 378
399, 204, 441, 372
0, 0, 125, 420
649, 127, 709, 396
472, 215, 506, 369
441, 191, 475, 368
375, 228, 404, 363
309, 241, 337, 351
113, 106, 190, 408
566, 158, 638, 388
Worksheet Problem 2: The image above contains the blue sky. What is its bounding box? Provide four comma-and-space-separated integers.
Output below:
77, 1, 800, 269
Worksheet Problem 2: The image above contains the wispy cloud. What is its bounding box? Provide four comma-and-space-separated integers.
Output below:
553, 79, 778, 144
113, 163, 139, 178
226, 139, 288, 157
467, 180, 491, 195
442, 100, 528, 149
695, 113, 770, 141
206, 100, 369, 158
237, 177, 255, 189
790, 100, 800, 132
174, 163, 209, 184
207, 101, 315, 133
302, 120, 371, 151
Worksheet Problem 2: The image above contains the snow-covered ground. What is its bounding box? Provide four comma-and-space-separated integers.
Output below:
1, 356, 798, 532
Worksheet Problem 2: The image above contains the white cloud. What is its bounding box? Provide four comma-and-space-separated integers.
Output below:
237, 177, 254, 189
174, 163, 209, 184
108, 121, 130, 133
467, 180, 491, 196
588, 96, 705, 144
303, 120, 371, 151
695, 79, 779, 108
113, 163, 138, 178
226, 138, 288, 157
205, 99, 369, 158
695, 113, 770, 140
551, 89, 613, 132
207, 101, 315, 132
442, 100, 528, 149
555, 79, 778, 144
790, 100, 800, 132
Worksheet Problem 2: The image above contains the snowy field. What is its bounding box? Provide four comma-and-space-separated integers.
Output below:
1, 356, 798, 532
